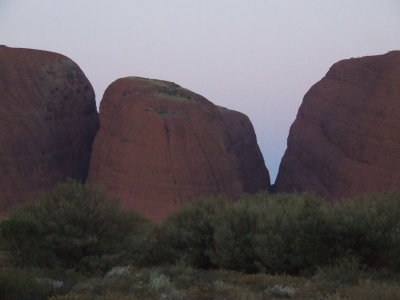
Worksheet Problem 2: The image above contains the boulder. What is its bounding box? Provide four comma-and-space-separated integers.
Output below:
275, 51, 400, 199
89, 77, 269, 221
0, 47, 99, 211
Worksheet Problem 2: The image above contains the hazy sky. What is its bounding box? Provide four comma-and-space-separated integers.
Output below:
1, 0, 399, 181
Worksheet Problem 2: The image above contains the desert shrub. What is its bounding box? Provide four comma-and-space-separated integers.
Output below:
314, 256, 367, 285
0, 268, 50, 300
0, 213, 48, 266
63, 268, 182, 299
157, 196, 227, 268
150, 191, 400, 274
210, 197, 260, 272
212, 193, 335, 274
3, 183, 400, 276
104, 266, 134, 280
265, 284, 296, 298
211, 192, 400, 274
330, 192, 400, 270
0, 179, 151, 272
124, 219, 160, 268
327, 281, 400, 300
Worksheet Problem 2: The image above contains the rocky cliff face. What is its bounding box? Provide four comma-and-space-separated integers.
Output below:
89, 77, 269, 221
218, 107, 271, 193
0, 47, 99, 211
275, 51, 400, 199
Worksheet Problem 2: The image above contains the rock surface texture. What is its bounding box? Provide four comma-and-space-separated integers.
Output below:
0, 47, 99, 211
275, 51, 400, 199
89, 77, 269, 221
218, 107, 271, 193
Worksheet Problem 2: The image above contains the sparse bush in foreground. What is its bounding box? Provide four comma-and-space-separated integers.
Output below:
2, 180, 400, 277
0, 179, 151, 272
314, 256, 367, 285
212, 193, 336, 274
0, 212, 46, 266
157, 196, 227, 269
47, 264, 400, 300
332, 281, 400, 300
331, 192, 400, 270
0, 268, 50, 300
158, 191, 400, 275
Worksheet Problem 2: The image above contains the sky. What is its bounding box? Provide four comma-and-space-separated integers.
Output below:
1, 0, 399, 182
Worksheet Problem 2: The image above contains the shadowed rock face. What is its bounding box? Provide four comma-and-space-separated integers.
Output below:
0, 47, 99, 211
218, 107, 271, 193
89, 77, 269, 221
275, 51, 400, 199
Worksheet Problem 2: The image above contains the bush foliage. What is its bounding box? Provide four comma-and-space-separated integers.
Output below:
0, 179, 151, 272
156, 191, 400, 274
0, 268, 49, 300
157, 196, 226, 269
1, 180, 400, 276
211, 193, 336, 274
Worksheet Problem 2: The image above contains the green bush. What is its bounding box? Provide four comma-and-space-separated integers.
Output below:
0, 213, 46, 266
157, 196, 227, 269
0, 268, 50, 300
0, 179, 151, 272
212, 193, 336, 274
211, 192, 400, 274
154, 191, 400, 274
2, 181, 400, 276
314, 256, 367, 285
210, 197, 261, 272
331, 192, 400, 270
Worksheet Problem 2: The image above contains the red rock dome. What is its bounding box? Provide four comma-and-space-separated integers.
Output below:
275, 51, 400, 199
89, 77, 269, 221
0, 47, 99, 212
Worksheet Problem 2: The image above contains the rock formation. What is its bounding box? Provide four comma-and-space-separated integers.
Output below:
218, 107, 271, 193
275, 51, 400, 199
0, 47, 99, 211
89, 77, 269, 221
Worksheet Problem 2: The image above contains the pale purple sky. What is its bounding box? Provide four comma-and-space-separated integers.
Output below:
1, 0, 399, 181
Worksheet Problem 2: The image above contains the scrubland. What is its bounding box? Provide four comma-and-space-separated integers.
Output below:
1, 180, 400, 299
